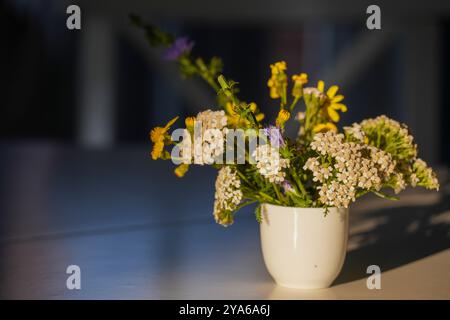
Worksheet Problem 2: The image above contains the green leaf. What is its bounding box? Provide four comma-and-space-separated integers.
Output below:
217, 75, 229, 90
373, 190, 399, 201
280, 147, 293, 158
255, 205, 262, 223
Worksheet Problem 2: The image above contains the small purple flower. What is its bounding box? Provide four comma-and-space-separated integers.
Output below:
263, 126, 285, 148
282, 181, 295, 193
163, 37, 194, 61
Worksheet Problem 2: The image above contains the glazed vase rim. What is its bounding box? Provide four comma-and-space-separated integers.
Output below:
263, 203, 343, 210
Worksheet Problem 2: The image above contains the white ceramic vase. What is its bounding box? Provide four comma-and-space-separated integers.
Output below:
260, 203, 349, 289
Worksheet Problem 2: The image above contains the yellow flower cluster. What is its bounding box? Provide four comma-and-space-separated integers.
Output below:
317, 80, 347, 122
267, 61, 287, 100
307, 81, 347, 134
225, 102, 265, 127
313, 122, 337, 133
149, 116, 179, 160
292, 73, 308, 98
266, 61, 347, 135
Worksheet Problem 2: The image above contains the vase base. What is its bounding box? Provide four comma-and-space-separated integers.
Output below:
275, 281, 332, 290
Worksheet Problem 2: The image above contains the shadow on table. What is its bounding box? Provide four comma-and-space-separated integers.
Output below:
334, 190, 450, 286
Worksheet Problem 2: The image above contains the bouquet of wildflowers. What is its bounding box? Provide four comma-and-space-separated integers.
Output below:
131, 16, 439, 227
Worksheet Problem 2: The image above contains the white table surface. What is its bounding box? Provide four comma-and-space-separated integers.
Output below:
0, 144, 449, 299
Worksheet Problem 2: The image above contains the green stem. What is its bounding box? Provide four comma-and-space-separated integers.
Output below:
272, 183, 284, 202
289, 97, 300, 112
234, 200, 257, 211
291, 169, 307, 197
373, 190, 399, 201
281, 84, 287, 108
258, 191, 281, 204
235, 167, 253, 187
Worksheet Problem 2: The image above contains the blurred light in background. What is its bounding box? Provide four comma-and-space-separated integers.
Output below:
1, 0, 449, 164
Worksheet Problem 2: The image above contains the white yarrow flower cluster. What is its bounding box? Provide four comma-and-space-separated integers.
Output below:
199, 128, 224, 164
368, 146, 396, 175
213, 166, 243, 226
178, 129, 194, 164
344, 123, 366, 142
178, 109, 228, 165
196, 109, 228, 132
317, 181, 356, 208
304, 131, 397, 208
252, 144, 290, 183
411, 158, 439, 190
392, 172, 407, 194
195, 110, 227, 164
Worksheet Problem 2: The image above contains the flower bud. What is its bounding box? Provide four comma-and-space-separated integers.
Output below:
174, 164, 189, 178
185, 117, 195, 132
276, 109, 291, 127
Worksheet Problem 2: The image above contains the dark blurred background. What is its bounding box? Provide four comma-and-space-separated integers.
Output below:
0, 0, 449, 299
1, 0, 449, 161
